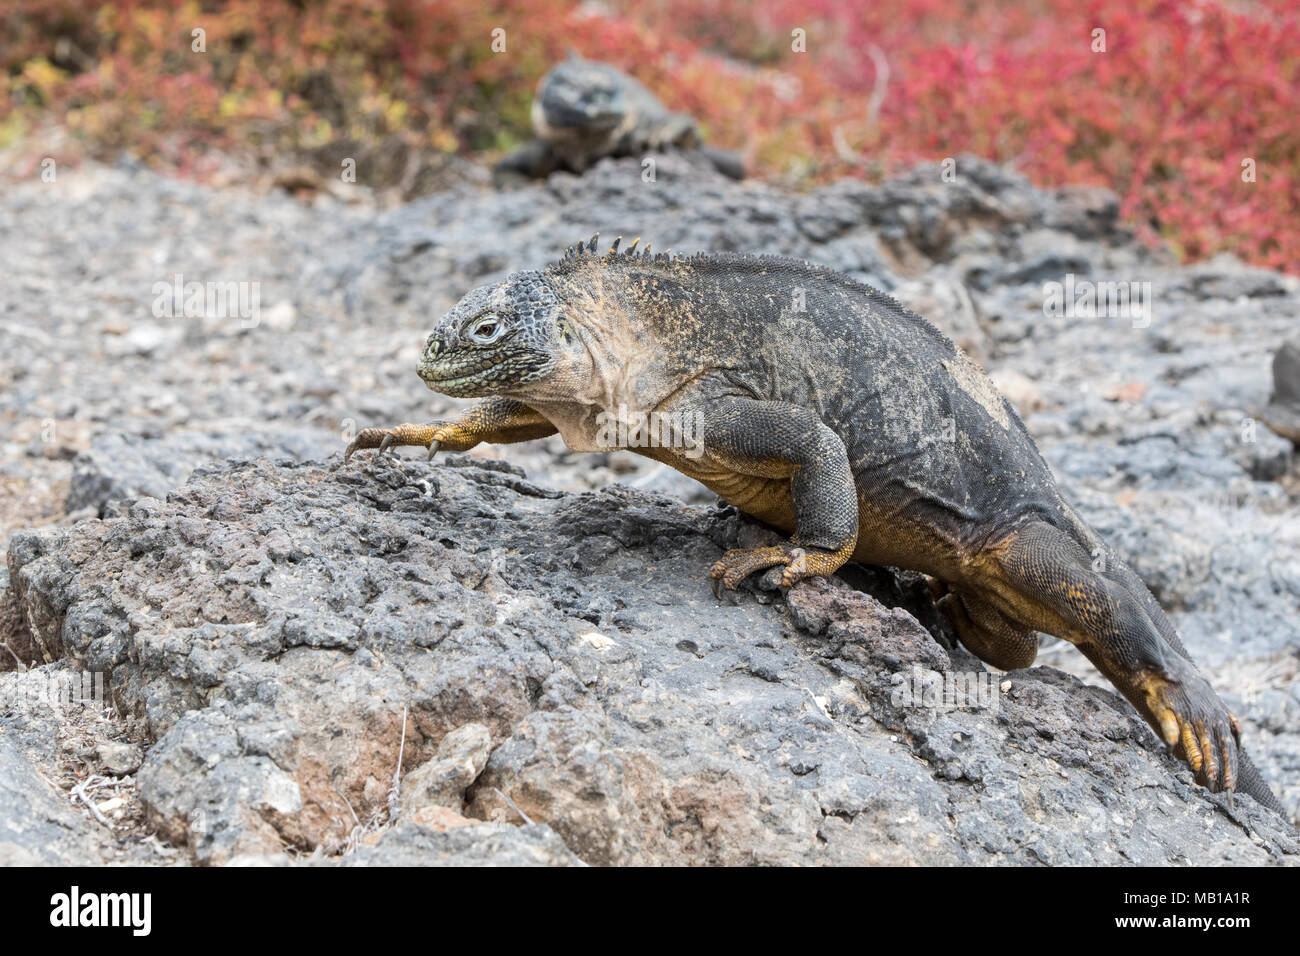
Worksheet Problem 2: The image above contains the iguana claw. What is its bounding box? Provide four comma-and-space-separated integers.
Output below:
1143, 655, 1241, 793
343, 427, 393, 463
709, 544, 847, 591
343, 423, 444, 463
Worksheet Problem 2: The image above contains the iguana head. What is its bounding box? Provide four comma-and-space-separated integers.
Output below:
418, 270, 578, 398
534, 59, 631, 136
419, 236, 668, 399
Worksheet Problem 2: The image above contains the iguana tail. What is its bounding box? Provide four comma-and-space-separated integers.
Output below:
1237, 749, 1286, 814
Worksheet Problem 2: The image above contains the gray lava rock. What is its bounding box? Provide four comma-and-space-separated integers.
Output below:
4, 456, 1294, 865
68, 423, 330, 517
96, 740, 143, 775
1261, 339, 1300, 444
0, 735, 101, 865
400, 721, 493, 814
342, 821, 584, 866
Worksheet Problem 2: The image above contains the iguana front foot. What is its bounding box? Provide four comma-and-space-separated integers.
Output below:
1141, 655, 1241, 793
343, 399, 560, 464
709, 542, 850, 594
343, 421, 470, 463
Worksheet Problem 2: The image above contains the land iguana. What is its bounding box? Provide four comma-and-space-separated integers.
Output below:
493, 56, 744, 183
1261, 339, 1300, 444
344, 236, 1285, 814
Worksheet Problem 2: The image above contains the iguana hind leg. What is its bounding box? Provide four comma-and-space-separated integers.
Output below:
986, 520, 1241, 794
939, 591, 1038, 670
343, 397, 556, 462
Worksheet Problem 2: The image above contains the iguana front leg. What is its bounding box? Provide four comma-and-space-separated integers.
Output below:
491, 140, 561, 184
689, 397, 858, 590
343, 397, 556, 462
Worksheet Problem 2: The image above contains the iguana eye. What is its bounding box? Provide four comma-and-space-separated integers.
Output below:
468, 315, 504, 344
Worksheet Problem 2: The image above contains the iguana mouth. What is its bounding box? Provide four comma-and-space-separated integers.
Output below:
417, 364, 498, 396
418, 353, 550, 397
545, 104, 620, 132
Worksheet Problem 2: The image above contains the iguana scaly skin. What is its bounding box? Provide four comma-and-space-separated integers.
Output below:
493, 57, 744, 182
345, 236, 1285, 814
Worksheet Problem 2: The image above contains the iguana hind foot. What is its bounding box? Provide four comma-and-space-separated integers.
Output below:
709, 541, 854, 595
993, 519, 1243, 794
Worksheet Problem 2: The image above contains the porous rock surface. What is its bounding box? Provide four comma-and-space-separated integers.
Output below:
3, 455, 1296, 865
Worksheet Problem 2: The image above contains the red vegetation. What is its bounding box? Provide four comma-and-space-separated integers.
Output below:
2, 0, 1296, 270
